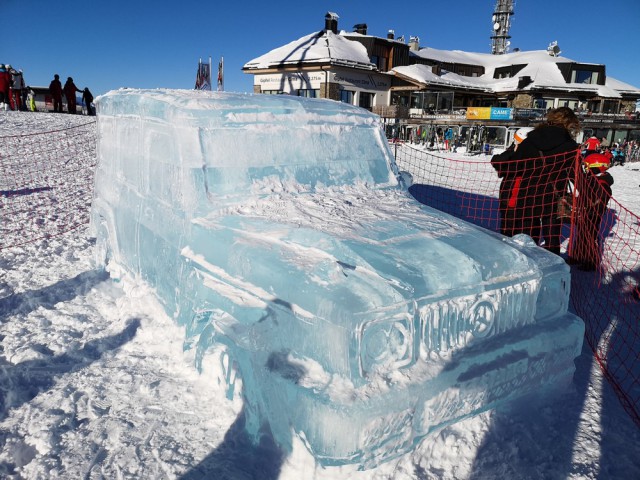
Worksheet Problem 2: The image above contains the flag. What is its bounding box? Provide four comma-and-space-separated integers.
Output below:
195, 58, 211, 91
217, 57, 224, 92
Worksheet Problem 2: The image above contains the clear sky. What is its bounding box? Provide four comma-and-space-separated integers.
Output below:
2, 0, 639, 97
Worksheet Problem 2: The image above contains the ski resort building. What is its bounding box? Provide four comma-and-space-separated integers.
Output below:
242, 11, 640, 147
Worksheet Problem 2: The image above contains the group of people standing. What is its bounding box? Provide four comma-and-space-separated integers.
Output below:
48, 74, 94, 115
491, 107, 613, 271
0, 65, 94, 115
0, 64, 31, 111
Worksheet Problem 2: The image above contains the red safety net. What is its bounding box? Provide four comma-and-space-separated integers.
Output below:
393, 141, 640, 426
0, 121, 97, 249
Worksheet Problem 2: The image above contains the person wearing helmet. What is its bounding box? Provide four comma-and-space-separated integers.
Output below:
490, 127, 534, 236
569, 152, 614, 271
583, 135, 601, 157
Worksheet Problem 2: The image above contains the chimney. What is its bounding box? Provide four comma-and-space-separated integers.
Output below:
353, 23, 367, 35
387, 29, 395, 40
517, 76, 533, 89
325, 12, 339, 34
409, 36, 420, 51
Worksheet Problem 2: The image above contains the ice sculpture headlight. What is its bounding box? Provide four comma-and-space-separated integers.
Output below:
358, 314, 414, 376
535, 271, 570, 321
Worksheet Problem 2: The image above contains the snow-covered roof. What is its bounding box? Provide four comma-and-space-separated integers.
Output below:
399, 47, 640, 98
244, 29, 640, 99
243, 30, 375, 71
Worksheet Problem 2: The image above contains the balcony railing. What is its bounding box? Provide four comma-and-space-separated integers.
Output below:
374, 106, 640, 125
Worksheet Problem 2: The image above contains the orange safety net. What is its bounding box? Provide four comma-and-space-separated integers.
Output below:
393, 141, 640, 426
0, 121, 97, 249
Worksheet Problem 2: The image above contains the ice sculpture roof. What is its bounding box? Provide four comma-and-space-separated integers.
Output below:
243, 30, 375, 71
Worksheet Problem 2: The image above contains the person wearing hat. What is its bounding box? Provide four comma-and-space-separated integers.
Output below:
49, 74, 63, 112
569, 153, 614, 271
490, 127, 534, 236
63, 76, 81, 114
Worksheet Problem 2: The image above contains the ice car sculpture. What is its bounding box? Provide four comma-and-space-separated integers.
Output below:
91, 89, 584, 468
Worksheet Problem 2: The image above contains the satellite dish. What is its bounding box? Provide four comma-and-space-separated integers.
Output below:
494, 22, 501, 31
492, 15, 497, 22
547, 41, 562, 56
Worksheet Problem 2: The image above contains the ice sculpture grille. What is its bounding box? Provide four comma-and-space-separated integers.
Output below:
419, 279, 539, 354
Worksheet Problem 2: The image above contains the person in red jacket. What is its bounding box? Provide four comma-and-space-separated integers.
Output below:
570, 153, 614, 271
63, 76, 81, 114
0, 64, 11, 110
49, 74, 63, 112
583, 135, 601, 156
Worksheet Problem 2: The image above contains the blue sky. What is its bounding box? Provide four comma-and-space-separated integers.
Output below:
2, 0, 639, 96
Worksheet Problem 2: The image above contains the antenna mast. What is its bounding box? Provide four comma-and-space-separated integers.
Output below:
491, 0, 515, 55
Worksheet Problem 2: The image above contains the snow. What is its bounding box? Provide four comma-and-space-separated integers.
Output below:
244, 27, 640, 99
1, 110, 639, 479
397, 49, 634, 98
243, 30, 375, 71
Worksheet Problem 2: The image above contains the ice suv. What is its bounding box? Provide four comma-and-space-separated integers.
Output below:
91, 89, 584, 468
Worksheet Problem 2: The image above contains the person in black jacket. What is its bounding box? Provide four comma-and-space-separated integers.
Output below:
491, 127, 533, 236
502, 107, 581, 254
49, 74, 63, 113
82, 88, 94, 115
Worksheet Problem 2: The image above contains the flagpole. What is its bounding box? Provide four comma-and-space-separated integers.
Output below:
208, 56, 212, 91
218, 56, 224, 92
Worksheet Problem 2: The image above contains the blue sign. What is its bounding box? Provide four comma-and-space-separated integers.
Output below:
490, 107, 513, 120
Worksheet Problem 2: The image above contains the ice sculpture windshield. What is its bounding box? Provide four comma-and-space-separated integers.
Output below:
91, 89, 584, 469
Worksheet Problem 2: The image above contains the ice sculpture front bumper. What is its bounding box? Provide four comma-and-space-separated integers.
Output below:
260, 311, 583, 468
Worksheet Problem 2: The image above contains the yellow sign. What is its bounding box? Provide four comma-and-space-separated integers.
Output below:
466, 107, 491, 120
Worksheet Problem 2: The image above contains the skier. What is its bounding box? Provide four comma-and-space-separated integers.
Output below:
582, 135, 600, 157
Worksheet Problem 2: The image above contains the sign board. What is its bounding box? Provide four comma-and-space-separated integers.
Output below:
467, 107, 513, 121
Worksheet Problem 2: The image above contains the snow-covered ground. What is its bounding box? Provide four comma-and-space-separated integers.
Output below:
1, 111, 639, 479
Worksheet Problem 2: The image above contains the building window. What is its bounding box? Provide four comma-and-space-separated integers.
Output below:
340, 90, 354, 104
571, 70, 599, 85
370, 55, 388, 71
559, 99, 579, 110
534, 98, 555, 109
262, 90, 283, 95
358, 92, 374, 109
602, 100, 619, 114
297, 89, 319, 98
